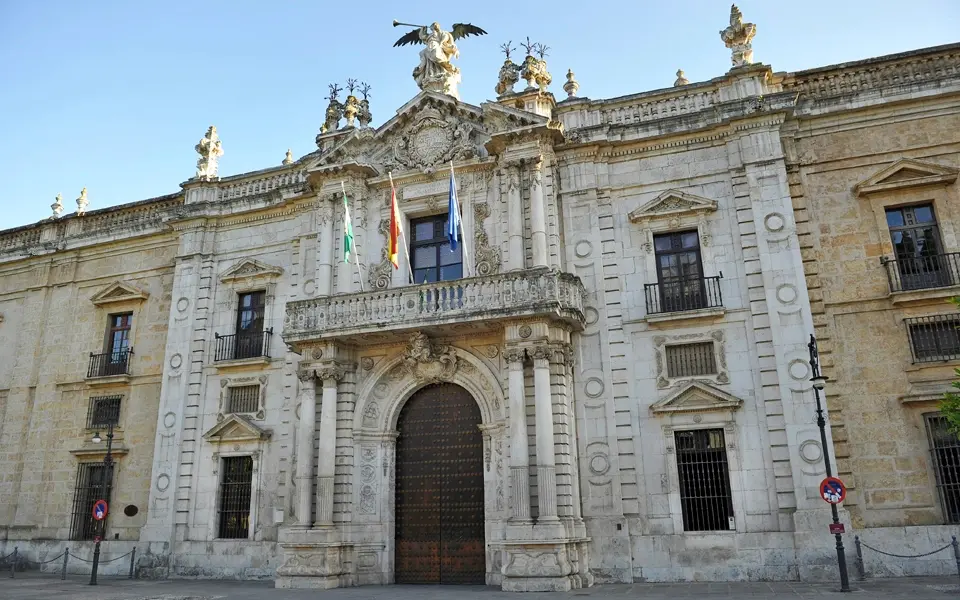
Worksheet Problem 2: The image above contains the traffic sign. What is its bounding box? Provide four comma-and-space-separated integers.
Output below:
820, 477, 846, 504
92, 499, 109, 521
829, 523, 846, 534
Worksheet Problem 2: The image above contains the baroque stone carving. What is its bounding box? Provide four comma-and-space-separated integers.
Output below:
401, 332, 459, 382
75, 188, 89, 216
362, 401, 379, 428
360, 356, 375, 371
473, 202, 501, 276
503, 348, 525, 364
720, 4, 757, 67
50, 193, 63, 219
392, 107, 479, 170
297, 368, 315, 382
194, 126, 224, 180
496, 58, 521, 96
317, 364, 345, 382
530, 345, 551, 362
518, 325, 532, 339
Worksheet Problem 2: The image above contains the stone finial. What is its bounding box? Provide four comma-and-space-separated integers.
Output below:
358, 82, 372, 127
194, 126, 224, 180
495, 41, 520, 96
343, 94, 359, 129
50, 193, 63, 219
563, 69, 579, 98
519, 38, 552, 91
720, 4, 757, 67
674, 69, 690, 86
321, 83, 344, 134
75, 188, 89, 216
283, 149, 294, 165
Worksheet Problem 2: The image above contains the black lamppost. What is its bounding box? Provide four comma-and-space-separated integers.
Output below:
808, 334, 851, 592
88, 421, 114, 586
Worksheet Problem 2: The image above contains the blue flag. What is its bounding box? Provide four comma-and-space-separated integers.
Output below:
447, 165, 460, 251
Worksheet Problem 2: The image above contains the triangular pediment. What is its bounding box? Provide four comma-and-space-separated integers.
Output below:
651, 381, 743, 415
90, 280, 149, 306
855, 158, 958, 196
220, 259, 283, 284
202, 414, 270, 443
628, 189, 718, 222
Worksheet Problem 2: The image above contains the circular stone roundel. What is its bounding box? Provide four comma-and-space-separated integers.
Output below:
412, 126, 452, 166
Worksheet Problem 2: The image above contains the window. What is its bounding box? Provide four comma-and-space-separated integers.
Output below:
87, 395, 121, 429
665, 342, 717, 378
646, 231, 722, 313
885, 204, 953, 291
231, 291, 266, 360
675, 429, 735, 531
218, 456, 253, 539
906, 314, 960, 362
106, 313, 132, 356
226, 385, 259, 414
410, 215, 462, 284
70, 463, 113, 540
925, 414, 960, 524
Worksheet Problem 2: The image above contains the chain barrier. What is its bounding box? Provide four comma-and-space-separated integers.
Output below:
71, 550, 132, 564
5, 546, 137, 580
854, 535, 960, 583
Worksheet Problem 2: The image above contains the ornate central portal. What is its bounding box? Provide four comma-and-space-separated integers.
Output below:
395, 383, 485, 584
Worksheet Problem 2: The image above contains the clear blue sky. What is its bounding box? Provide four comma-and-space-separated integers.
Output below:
1, 0, 957, 230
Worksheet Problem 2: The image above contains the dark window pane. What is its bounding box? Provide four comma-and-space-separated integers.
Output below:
914, 205, 935, 224
681, 231, 699, 249
439, 243, 462, 266
414, 221, 434, 241
414, 246, 437, 269
886, 208, 905, 227
440, 264, 463, 281
414, 269, 435, 284
654, 236, 674, 252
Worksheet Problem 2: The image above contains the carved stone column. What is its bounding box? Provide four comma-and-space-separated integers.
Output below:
505, 165, 524, 271
532, 344, 558, 520
529, 159, 548, 268
316, 197, 335, 296
315, 363, 344, 527
295, 367, 317, 527
505, 348, 530, 521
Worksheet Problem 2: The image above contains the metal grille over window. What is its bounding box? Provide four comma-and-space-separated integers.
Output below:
906, 314, 960, 362
227, 385, 260, 414
70, 463, 114, 540
926, 414, 960, 524
666, 342, 717, 378
86, 395, 121, 429
218, 456, 253, 539
675, 429, 735, 532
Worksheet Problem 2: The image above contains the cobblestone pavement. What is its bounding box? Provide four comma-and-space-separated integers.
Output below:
2, 574, 960, 600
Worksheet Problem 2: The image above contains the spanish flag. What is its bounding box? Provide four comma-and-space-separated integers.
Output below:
389, 180, 401, 269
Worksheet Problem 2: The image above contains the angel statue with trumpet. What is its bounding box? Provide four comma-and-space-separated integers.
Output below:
393, 20, 487, 99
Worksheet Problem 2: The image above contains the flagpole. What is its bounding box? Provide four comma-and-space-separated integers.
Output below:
450, 161, 470, 278
341, 181, 365, 292
388, 172, 417, 285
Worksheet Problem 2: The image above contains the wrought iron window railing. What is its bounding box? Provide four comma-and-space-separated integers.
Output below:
227, 385, 260, 414
214, 329, 272, 362
666, 342, 718, 378
906, 314, 960, 363
675, 428, 735, 532
926, 414, 960, 525
882, 252, 960, 293
87, 349, 133, 378
218, 456, 253, 539
70, 463, 113, 540
644, 275, 723, 315
86, 395, 121, 429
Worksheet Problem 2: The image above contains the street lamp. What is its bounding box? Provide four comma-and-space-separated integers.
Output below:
808, 334, 851, 592
88, 421, 114, 586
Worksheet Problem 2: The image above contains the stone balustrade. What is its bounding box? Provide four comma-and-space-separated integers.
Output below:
283, 267, 585, 345
217, 168, 307, 201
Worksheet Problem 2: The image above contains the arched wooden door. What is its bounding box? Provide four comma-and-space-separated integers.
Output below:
395, 383, 485, 584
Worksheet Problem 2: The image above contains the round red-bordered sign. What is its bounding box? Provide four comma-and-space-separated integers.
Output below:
820, 477, 846, 504
92, 499, 109, 521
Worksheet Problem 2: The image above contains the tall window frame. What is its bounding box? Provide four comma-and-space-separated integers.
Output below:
885, 203, 951, 290
70, 462, 114, 540
925, 413, 960, 524
653, 230, 706, 312
674, 428, 735, 532
217, 455, 254, 539
410, 215, 463, 284
105, 313, 132, 356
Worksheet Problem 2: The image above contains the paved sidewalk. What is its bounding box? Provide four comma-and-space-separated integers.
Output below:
2, 574, 960, 600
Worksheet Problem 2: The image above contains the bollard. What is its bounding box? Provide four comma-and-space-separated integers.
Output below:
9, 547, 16, 579
952, 536, 960, 584
62, 548, 69, 580
854, 536, 864, 581
129, 547, 136, 579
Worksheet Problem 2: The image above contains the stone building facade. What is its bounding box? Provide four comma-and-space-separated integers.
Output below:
1, 7, 959, 590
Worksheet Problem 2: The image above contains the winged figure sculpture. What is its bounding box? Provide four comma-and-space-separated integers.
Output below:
392, 21, 488, 99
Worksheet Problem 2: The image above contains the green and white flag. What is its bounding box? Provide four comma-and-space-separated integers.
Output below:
342, 186, 353, 263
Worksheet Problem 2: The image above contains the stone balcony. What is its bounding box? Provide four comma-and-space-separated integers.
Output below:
283, 267, 586, 348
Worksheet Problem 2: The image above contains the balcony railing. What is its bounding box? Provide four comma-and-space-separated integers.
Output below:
644, 275, 723, 315
882, 252, 960, 293
906, 314, 960, 363
283, 268, 585, 344
87, 349, 133, 378
214, 329, 272, 362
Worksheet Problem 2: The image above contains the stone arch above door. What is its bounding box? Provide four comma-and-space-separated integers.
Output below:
354, 332, 506, 433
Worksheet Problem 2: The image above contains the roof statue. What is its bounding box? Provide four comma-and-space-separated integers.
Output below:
393, 20, 488, 100
719, 4, 757, 67
194, 126, 224, 180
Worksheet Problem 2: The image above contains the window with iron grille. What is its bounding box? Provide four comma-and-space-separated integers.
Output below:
218, 456, 253, 539
925, 414, 960, 524
227, 385, 260, 414
675, 428, 735, 532
86, 395, 121, 429
906, 314, 960, 363
69, 463, 114, 540
665, 342, 717, 378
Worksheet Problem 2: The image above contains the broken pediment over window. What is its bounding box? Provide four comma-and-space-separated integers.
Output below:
219, 259, 283, 284
202, 414, 271, 444
854, 158, 958, 196
650, 381, 743, 415
628, 189, 718, 223
90, 280, 149, 306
